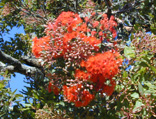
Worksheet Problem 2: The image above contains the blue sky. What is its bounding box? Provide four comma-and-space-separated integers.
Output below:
1, 26, 29, 94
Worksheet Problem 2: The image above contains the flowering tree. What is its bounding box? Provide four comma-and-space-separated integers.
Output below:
0, 0, 156, 118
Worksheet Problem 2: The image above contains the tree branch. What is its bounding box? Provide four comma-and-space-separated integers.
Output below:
0, 50, 44, 78
0, 62, 15, 72
20, 56, 42, 68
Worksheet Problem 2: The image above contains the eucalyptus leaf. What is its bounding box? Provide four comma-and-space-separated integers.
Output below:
124, 46, 135, 59
131, 92, 139, 99
133, 99, 143, 113
138, 82, 144, 96
24, 104, 32, 107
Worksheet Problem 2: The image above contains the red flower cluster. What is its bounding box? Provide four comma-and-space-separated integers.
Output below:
46, 11, 82, 34
75, 50, 122, 96
32, 11, 117, 59
82, 13, 117, 40
63, 50, 122, 106
63, 84, 94, 107
100, 14, 117, 38
31, 11, 120, 107
81, 50, 122, 80
82, 36, 101, 51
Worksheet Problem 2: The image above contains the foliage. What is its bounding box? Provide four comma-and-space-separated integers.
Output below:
115, 37, 156, 118
0, 0, 156, 119
0, 72, 23, 118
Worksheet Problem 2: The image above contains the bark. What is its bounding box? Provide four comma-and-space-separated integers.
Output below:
0, 50, 44, 78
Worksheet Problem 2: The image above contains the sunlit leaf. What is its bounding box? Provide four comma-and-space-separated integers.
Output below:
131, 92, 139, 99
124, 46, 135, 59
138, 82, 144, 95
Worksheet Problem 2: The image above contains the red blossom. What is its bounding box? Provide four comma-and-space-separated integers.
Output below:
99, 31, 103, 36
100, 14, 117, 38
101, 79, 116, 96
82, 36, 101, 51
48, 82, 60, 95
80, 50, 122, 84
63, 84, 94, 107
32, 11, 120, 107
75, 69, 90, 81
84, 17, 89, 22
92, 21, 99, 28
32, 36, 51, 58
91, 12, 96, 16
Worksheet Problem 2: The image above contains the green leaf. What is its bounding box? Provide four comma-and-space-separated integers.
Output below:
51, 69, 56, 73
123, 71, 128, 78
56, 101, 65, 106
144, 82, 156, 95
33, 93, 39, 99
133, 99, 143, 113
0, 80, 5, 89
138, 82, 144, 95
124, 46, 135, 59
150, 66, 156, 74
131, 92, 139, 99
24, 104, 32, 107
15, 94, 23, 98
134, 24, 140, 30
139, 62, 148, 67
12, 89, 17, 95
20, 107, 31, 111
0, 113, 6, 118
149, 13, 154, 18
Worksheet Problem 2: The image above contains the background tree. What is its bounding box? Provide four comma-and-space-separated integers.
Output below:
0, 0, 156, 118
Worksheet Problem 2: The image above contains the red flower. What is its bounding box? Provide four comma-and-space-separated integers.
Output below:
81, 50, 122, 82
84, 17, 89, 22
100, 14, 117, 38
32, 36, 50, 58
75, 69, 90, 81
63, 85, 79, 102
63, 32, 78, 45
91, 12, 96, 16
78, 50, 122, 96
91, 31, 97, 36
75, 90, 94, 107
83, 36, 101, 51
99, 31, 103, 36
92, 21, 99, 28
63, 84, 94, 107
77, 23, 87, 32
48, 82, 60, 95
54, 11, 82, 33
101, 79, 116, 96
